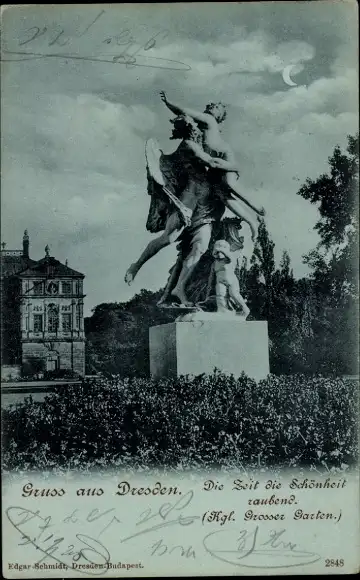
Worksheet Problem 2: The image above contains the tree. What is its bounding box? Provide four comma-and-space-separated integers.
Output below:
267, 250, 301, 374
243, 222, 321, 374
298, 134, 359, 297
297, 134, 359, 374
250, 219, 276, 286
85, 290, 176, 377
245, 220, 276, 321
237, 256, 248, 293
298, 134, 358, 248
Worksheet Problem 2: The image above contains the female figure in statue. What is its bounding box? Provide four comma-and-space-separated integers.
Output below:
160, 91, 265, 242
125, 115, 239, 305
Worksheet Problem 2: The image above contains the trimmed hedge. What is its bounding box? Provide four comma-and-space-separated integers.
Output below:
2, 372, 358, 471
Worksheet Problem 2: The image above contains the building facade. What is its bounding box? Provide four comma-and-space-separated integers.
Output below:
1, 232, 85, 379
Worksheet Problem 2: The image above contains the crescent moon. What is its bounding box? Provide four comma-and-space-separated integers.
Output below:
282, 64, 299, 87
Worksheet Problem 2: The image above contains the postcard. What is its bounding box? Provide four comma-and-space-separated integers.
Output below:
1, 2, 359, 577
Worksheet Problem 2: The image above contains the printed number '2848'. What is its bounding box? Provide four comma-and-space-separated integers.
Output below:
325, 559, 344, 567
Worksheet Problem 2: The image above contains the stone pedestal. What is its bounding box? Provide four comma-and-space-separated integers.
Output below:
149, 318, 270, 382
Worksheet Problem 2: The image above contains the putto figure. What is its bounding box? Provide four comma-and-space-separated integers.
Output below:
212, 239, 250, 318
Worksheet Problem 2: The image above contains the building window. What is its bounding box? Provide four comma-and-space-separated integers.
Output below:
34, 314, 43, 332
75, 280, 83, 295
62, 313, 72, 331
33, 281, 44, 295
48, 305, 59, 333
76, 304, 81, 329
61, 281, 72, 295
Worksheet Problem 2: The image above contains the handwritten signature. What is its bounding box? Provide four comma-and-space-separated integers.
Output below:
1, 9, 191, 71
203, 526, 321, 568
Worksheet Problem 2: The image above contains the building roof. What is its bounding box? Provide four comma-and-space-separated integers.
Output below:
1, 254, 37, 278
18, 256, 84, 279
1, 233, 84, 279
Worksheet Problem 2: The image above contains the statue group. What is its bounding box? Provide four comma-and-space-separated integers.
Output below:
125, 92, 266, 318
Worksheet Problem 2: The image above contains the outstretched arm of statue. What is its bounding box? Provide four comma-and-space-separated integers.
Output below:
160, 91, 212, 125
210, 157, 240, 174
185, 140, 238, 173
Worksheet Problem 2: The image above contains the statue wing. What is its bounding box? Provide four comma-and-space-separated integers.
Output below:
145, 139, 191, 233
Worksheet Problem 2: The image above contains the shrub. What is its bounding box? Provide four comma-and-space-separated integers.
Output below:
2, 372, 358, 472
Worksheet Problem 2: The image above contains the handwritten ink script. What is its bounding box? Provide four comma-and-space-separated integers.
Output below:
5, 490, 199, 576
3, 471, 355, 576
4, 483, 326, 576
202, 528, 321, 569
1, 9, 191, 71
